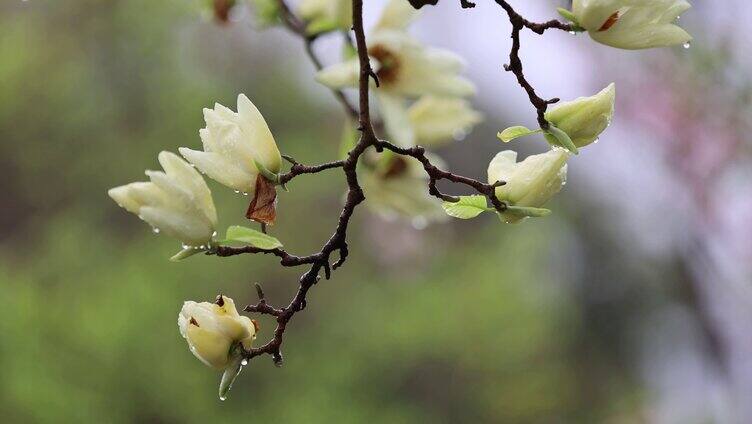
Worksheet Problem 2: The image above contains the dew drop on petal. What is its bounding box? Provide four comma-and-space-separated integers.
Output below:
683, 42, 691, 49
152, 227, 160, 234
234, 190, 240, 194
411, 216, 428, 230
452, 128, 467, 141
219, 394, 227, 401
241, 359, 248, 366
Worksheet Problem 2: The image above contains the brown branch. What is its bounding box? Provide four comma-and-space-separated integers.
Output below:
376, 140, 507, 212
236, 0, 376, 364
279, 155, 345, 185
494, 0, 572, 129
217, 0, 571, 366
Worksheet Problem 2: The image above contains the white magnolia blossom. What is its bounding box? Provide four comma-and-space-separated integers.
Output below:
316, 0, 475, 146
571, 0, 692, 50
298, 0, 352, 33
408, 96, 483, 146
179, 94, 282, 194
178, 295, 256, 369
545, 83, 615, 148
488, 149, 569, 224
108, 151, 217, 246
361, 155, 447, 223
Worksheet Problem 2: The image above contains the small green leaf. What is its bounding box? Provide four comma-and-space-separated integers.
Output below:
546, 124, 579, 155
497, 126, 543, 143
505, 205, 552, 218
442, 195, 488, 219
170, 246, 206, 262
223, 225, 283, 250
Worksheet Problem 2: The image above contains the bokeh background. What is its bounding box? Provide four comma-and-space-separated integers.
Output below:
1, 0, 751, 422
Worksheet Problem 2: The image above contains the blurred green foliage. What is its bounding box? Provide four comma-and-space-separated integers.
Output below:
0, 0, 639, 422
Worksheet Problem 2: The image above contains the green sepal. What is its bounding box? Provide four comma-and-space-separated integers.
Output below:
505, 205, 552, 218
254, 159, 281, 184
546, 124, 579, 155
218, 344, 245, 401
169, 245, 207, 262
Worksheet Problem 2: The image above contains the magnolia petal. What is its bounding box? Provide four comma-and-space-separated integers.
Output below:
139, 206, 214, 246
408, 96, 482, 145
545, 83, 615, 148
179, 148, 256, 193
590, 23, 691, 50
158, 151, 217, 226
236, 94, 282, 173
487, 150, 518, 186
185, 325, 233, 370
375, 0, 419, 31
108, 184, 145, 215
377, 91, 415, 147
315, 58, 360, 89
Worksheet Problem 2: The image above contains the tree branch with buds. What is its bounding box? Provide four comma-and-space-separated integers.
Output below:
111, 0, 694, 399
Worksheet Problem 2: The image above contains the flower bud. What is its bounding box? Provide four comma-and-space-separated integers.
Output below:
108, 152, 218, 247
570, 0, 692, 50
487, 149, 569, 224
178, 295, 257, 370
179, 94, 282, 194
544, 83, 615, 148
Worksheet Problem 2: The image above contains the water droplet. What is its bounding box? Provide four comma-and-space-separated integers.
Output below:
234, 190, 240, 194
182, 243, 190, 250
241, 359, 248, 366
593, 138, 600, 144
568, 31, 576, 35
683, 41, 691, 49
212, 231, 218, 237
411, 216, 428, 230
152, 227, 160, 234
452, 128, 467, 141
242, 192, 249, 196
219, 394, 227, 401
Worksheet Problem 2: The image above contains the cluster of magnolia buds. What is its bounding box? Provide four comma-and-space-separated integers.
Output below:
108, 0, 692, 400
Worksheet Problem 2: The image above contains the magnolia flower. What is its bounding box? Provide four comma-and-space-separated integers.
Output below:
408, 96, 483, 146
545, 83, 615, 148
488, 149, 569, 224
178, 295, 258, 400
108, 151, 218, 247
316, 0, 475, 146
570, 0, 692, 50
361, 154, 447, 223
178, 295, 256, 369
179, 94, 282, 194
298, 0, 352, 34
